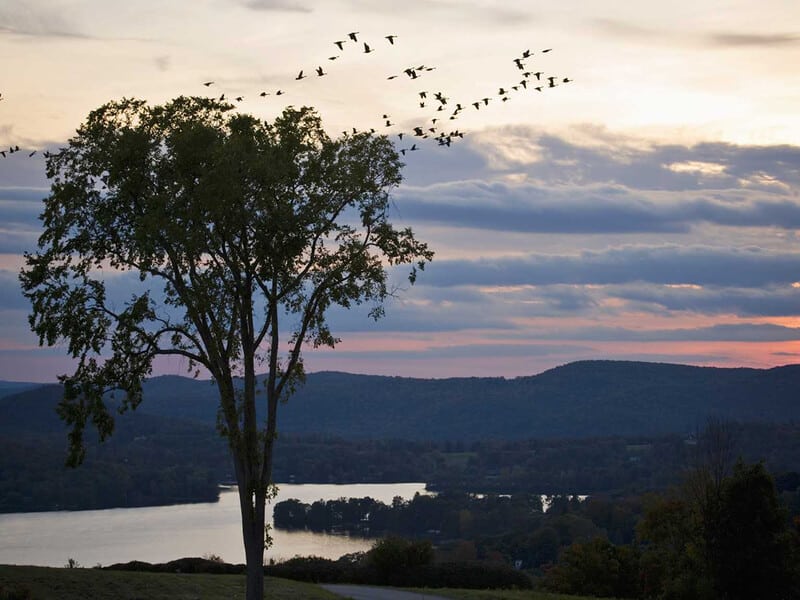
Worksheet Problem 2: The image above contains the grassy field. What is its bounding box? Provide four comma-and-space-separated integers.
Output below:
0, 565, 340, 600
0, 565, 615, 600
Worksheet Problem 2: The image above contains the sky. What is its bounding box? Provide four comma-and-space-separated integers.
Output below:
1, 0, 800, 382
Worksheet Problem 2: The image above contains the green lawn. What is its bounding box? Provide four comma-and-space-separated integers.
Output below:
0, 565, 618, 600
0, 565, 340, 600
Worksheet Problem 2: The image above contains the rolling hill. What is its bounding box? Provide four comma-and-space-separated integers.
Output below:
4, 360, 799, 441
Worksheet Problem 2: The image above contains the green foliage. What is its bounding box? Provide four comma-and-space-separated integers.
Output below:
19, 95, 431, 599
637, 460, 800, 599
368, 536, 434, 575
541, 538, 640, 598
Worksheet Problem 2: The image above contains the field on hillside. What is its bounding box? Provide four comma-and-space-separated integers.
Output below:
0, 565, 616, 600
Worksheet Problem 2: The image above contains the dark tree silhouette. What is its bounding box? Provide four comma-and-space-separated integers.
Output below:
19, 95, 432, 600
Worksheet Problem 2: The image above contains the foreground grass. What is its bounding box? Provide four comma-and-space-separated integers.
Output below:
410, 589, 619, 600
0, 565, 340, 600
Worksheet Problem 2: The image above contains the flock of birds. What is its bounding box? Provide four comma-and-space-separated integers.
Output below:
1, 31, 571, 162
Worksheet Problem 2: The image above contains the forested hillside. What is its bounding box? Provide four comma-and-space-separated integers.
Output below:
3, 360, 799, 513
91, 360, 800, 440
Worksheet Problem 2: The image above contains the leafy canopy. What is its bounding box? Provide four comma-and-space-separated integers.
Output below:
20, 96, 432, 465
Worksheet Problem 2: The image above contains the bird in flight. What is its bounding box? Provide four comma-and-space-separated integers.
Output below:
348, 32, 359, 42
385, 35, 397, 44
296, 70, 306, 80
363, 42, 373, 53
334, 40, 345, 50
316, 66, 326, 76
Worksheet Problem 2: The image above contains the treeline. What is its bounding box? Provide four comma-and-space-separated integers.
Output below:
275, 491, 645, 566
273, 461, 800, 598
272, 422, 800, 495
3, 417, 800, 513
0, 433, 227, 513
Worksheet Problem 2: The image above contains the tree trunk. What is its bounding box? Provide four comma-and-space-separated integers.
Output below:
239, 482, 266, 600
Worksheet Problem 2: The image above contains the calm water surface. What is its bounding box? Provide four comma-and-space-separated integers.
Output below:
0, 482, 428, 567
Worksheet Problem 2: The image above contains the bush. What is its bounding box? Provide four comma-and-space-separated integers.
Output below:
104, 557, 245, 574
541, 537, 640, 598
264, 556, 350, 583
367, 536, 433, 576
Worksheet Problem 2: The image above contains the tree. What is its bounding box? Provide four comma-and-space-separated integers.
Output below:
19, 96, 433, 599
638, 461, 799, 599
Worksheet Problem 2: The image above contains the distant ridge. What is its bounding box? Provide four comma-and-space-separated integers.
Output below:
3, 360, 797, 441
0, 380, 41, 400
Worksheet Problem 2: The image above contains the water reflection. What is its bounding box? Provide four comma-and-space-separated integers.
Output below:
0, 482, 428, 567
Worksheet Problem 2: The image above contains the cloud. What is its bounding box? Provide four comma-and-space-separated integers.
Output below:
396, 181, 800, 234
423, 245, 800, 288
0, 5, 96, 39
536, 323, 800, 343
241, 0, 312, 12
154, 54, 171, 72
709, 32, 800, 47
474, 127, 800, 190
345, 0, 533, 24
615, 283, 800, 317
0, 271, 26, 310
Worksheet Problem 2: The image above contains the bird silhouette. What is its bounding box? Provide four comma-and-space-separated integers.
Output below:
521, 49, 531, 58
202, 81, 214, 87
259, 91, 269, 97
334, 40, 345, 50
513, 58, 524, 70
296, 70, 306, 80
28, 150, 36, 157
316, 66, 326, 76
542, 48, 552, 52
385, 35, 397, 45
275, 90, 284, 95
363, 42, 373, 54
348, 32, 359, 42
547, 76, 557, 87
328, 56, 339, 61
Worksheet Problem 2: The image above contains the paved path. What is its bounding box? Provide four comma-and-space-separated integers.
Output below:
320, 584, 450, 600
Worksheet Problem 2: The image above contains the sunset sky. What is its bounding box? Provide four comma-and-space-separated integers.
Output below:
1, 0, 800, 382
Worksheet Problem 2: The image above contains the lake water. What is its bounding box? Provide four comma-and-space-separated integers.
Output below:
0, 482, 428, 568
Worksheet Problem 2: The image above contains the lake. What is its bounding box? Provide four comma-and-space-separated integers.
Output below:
0, 482, 428, 568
